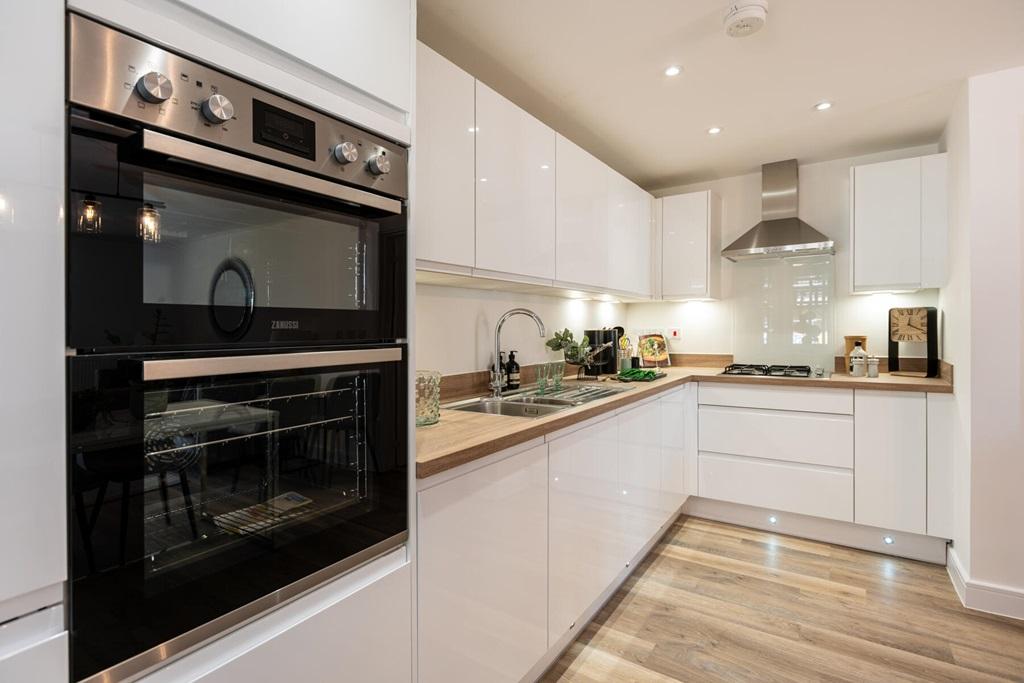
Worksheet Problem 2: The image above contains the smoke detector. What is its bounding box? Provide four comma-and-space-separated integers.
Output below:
723, 0, 768, 38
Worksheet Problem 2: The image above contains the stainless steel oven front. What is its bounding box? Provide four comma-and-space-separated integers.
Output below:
66, 13, 407, 353
66, 14, 410, 682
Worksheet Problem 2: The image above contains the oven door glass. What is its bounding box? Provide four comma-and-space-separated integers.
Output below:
68, 124, 406, 352
68, 347, 407, 681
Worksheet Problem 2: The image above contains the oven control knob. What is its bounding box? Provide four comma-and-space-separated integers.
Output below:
367, 152, 391, 176
135, 71, 173, 103
333, 141, 359, 165
201, 93, 235, 123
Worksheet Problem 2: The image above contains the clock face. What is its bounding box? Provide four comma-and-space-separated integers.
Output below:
890, 307, 929, 342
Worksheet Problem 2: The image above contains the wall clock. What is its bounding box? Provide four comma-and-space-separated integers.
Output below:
888, 307, 939, 377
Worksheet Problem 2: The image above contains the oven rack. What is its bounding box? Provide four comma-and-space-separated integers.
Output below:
144, 414, 355, 458
141, 482, 265, 525
145, 385, 355, 419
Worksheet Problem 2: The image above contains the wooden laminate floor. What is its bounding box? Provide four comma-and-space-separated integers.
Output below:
542, 517, 1024, 682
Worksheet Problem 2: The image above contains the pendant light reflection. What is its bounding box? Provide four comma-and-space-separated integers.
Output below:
77, 198, 102, 234
137, 203, 161, 243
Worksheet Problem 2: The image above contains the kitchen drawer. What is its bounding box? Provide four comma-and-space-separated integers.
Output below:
699, 405, 853, 468
698, 452, 853, 522
698, 383, 852, 414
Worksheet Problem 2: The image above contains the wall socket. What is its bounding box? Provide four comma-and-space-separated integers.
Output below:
667, 328, 681, 341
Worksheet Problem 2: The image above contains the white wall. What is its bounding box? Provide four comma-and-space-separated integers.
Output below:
962, 65, 1024, 595
628, 146, 941, 360
415, 284, 625, 375
939, 83, 972, 575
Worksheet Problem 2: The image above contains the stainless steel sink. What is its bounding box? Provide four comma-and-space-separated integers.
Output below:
504, 395, 576, 406
448, 398, 568, 418
518, 383, 632, 404
446, 382, 632, 419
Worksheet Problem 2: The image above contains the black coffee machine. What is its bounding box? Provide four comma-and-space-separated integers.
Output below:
584, 327, 622, 376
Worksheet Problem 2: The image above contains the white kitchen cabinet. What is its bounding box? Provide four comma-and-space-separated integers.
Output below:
660, 191, 722, 300
147, 553, 411, 682
659, 388, 689, 515
475, 82, 556, 281
854, 391, 927, 534
699, 405, 853, 469
177, 0, 413, 114
926, 393, 955, 539
548, 419, 623, 646
617, 401, 665, 557
414, 43, 476, 269
0, 606, 66, 683
851, 153, 948, 291
555, 135, 610, 290
0, 632, 67, 683
607, 173, 653, 297
0, 0, 67, 612
699, 383, 853, 414
418, 443, 548, 683
699, 452, 854, 522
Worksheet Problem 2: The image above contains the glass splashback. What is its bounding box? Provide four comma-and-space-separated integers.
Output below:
732, 255, 835, 370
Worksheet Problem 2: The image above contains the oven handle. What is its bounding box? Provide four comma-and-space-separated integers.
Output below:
141, 129, 402, 215
142, 347, 403, 381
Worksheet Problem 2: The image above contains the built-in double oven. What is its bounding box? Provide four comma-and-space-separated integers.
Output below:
66, 14, 408, 682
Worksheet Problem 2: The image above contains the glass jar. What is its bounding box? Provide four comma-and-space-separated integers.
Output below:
851, 356, 867, 378
416, 370, 442, 427
866, 357, 880, 378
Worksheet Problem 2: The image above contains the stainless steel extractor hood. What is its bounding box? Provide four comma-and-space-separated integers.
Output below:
722, 159, 835, 261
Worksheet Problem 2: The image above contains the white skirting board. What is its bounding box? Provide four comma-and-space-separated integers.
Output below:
683, 497, 949, 564
947, 548, 1024, 621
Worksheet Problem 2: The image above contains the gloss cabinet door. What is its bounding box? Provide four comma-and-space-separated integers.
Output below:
414, 42, 476, 269
474, 82, 556, 280
854, 390, 927, 534
548, 419, 622, 645
418, 443, 549, 683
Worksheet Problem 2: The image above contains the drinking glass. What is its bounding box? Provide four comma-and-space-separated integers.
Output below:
535, 362, 550, 393
550, 360, 565, 390
415, 370, 442, 427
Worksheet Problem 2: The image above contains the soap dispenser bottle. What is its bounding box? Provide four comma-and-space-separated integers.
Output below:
506, 351, 521, 390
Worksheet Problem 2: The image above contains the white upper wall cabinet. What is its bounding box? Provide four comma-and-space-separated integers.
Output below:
555, 135, 610, 290
851, 152, 948, 291
414, 43, 476, 269
608, 173, 653, 297
475, 82, 557, 281
660, 191, 722, 300
177, 0, 412, 114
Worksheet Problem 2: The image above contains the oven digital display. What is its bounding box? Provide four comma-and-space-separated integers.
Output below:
252, 99, 316, 160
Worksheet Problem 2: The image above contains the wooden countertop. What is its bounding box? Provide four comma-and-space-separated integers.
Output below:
415, 367, 953, 479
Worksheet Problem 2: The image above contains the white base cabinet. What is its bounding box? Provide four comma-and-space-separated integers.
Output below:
617, 401, 666, 556
854, 391, 927, 534
142, 550, 411, 683
699, 452, 854, 522
548, 390, 688, 646
548, 419, 624, 645
698, 383, 945, 539
418, 443, 548, 683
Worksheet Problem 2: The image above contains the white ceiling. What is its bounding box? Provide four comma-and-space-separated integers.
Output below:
418, 0, 1024, 190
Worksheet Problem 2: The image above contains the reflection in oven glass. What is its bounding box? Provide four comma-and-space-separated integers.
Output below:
137, 373, 368, 575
